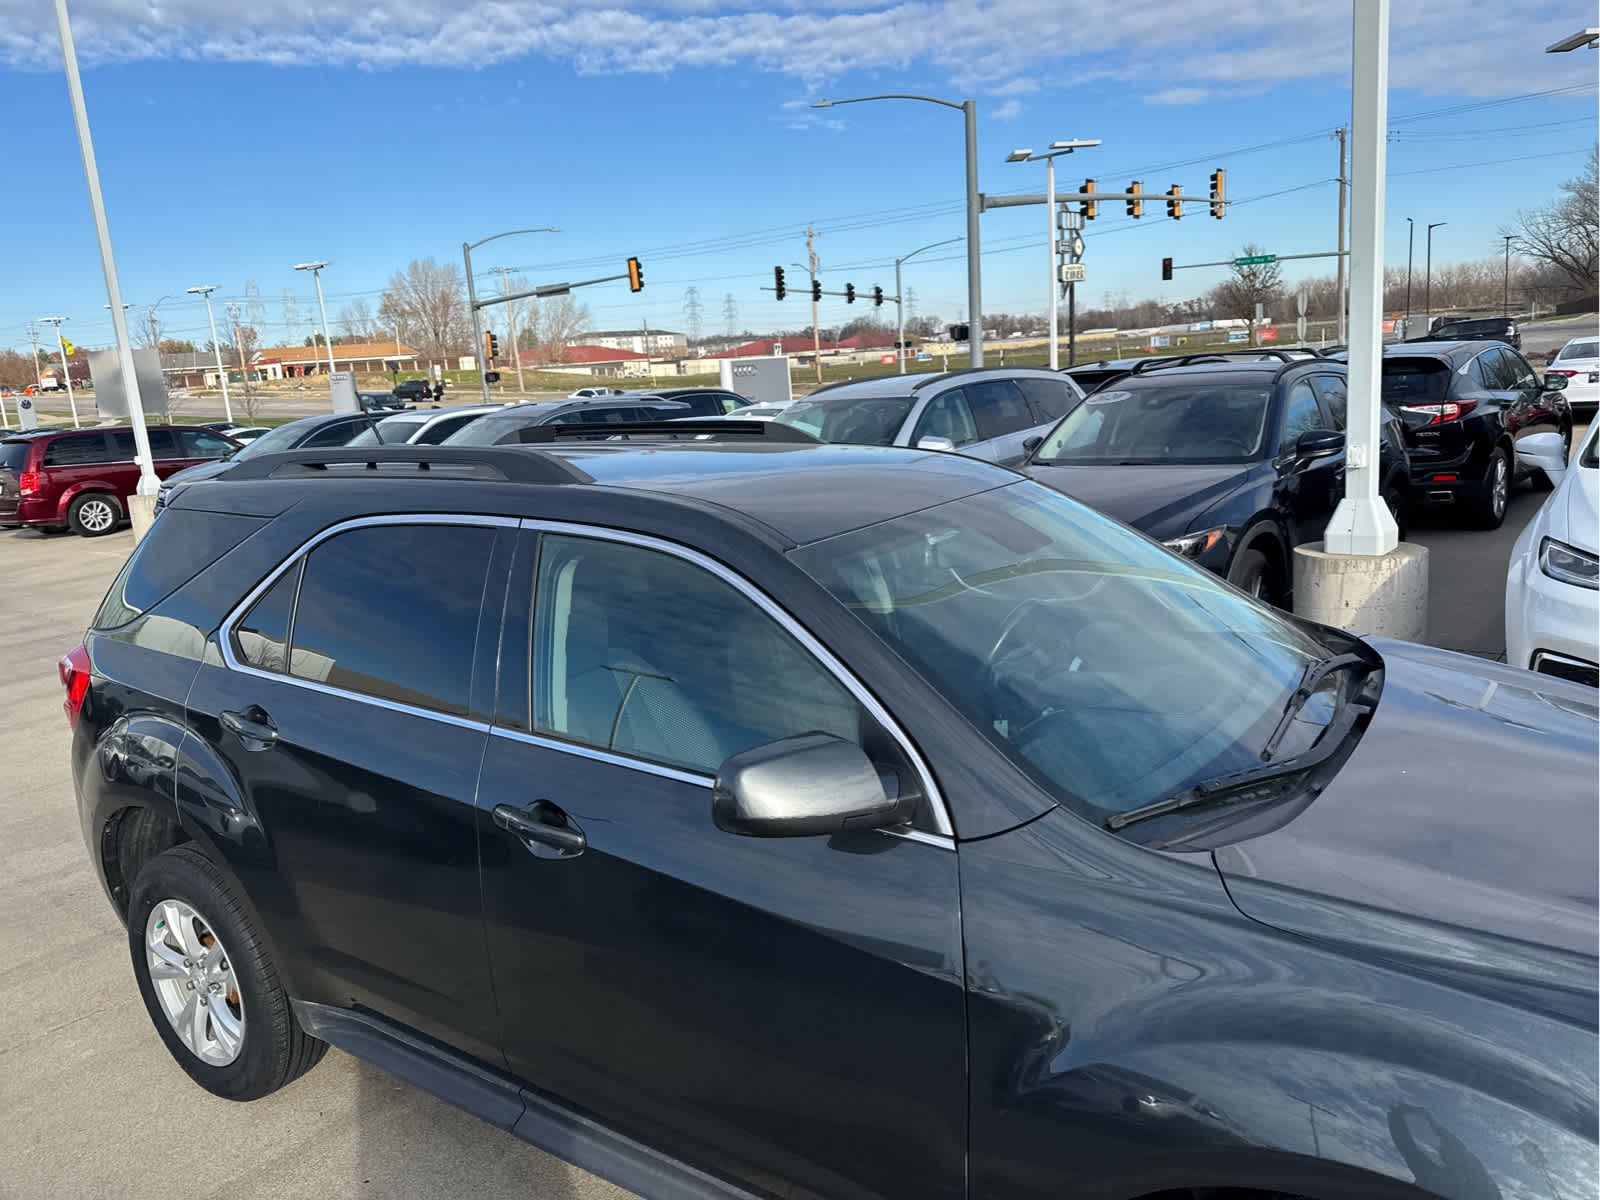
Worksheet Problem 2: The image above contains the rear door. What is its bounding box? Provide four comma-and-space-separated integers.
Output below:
965, 378, 1041, 466
184, 516, 510, 1062
476, 526, 966, 1200
41, 431, 118, 514
0, 439, 32, 522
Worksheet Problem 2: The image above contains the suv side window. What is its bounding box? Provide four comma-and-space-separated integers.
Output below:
278, 524, 496, 716
42, 432, 109, 466
146, 429, 183, 460
965, 379, 1035, 439
235, 560, 300, 672
913, 389, 979, 447
179, 428, 236, 457
1312, 374, 1348, 430
301, 420, 366, 448
1502, 348, 1538, 392
1015, 377, 1079, 424
530, 534, 866, 776
1277, 379, 1325, 455
1476, 348, 1513, 391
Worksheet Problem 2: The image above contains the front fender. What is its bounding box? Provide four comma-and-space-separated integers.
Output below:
961, 811, 1597, 1200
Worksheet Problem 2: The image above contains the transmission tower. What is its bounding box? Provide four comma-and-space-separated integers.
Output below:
244, 280, 266, 332
682, 287, 704, 345
905, 286, 918, 322
282, 289, 300, 338
722, 294, 739, 338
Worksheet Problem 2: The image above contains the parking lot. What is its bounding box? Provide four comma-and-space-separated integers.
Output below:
0, 466, 1570, 1199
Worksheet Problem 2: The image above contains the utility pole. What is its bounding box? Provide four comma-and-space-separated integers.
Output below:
1425, 221, 1446, 323
147, 306, 160, 351
188, 286, 233, 423
39, 316, 80, 428
1404, 217, 1414, 332
806, 225, 822, 384
1502, 235, 1513, 317
26, 323, 43, 391
1334, 126, 1348, 344
495, 266, 526, 393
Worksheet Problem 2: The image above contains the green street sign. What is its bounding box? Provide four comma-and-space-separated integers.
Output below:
1234, 254, 1277, 266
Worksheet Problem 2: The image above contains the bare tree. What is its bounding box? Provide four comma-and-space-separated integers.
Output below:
234, 326, 262, 420
379, 259, 468, 359
1509, 148, 1598, 295
534, 296, 591, 363
1211, 245, 1284, 338
338, 299, 377, 341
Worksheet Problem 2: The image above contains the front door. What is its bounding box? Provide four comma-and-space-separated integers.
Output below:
1274, 377, 1344, 546
184, 517, 511, 1062
477, 526, 967, 1200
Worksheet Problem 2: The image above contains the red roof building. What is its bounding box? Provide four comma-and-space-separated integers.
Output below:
523, 344, 654, 367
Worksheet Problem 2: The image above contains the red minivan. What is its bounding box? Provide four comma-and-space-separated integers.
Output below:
0, 425, 238, 537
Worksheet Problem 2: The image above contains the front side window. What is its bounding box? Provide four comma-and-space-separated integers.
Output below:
791, 482, 1329, 822
1034, 381, 1272, 465
180, 429, 236, 458
146, 429, 183, 460
300, 420, 368, 448
965, 379, 1035, 439
530, 534, 865, 776
1313, 375, 1348, 430
913, 389, 978, 447
1277, 380, 1325, 456
1016, 377, 1080, 423
240, 524, 495, 716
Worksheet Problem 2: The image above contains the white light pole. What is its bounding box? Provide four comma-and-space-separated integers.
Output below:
294, 261, 337, 379
894, 238, 962, 374
463, 227, 561, 403
39, 317, 79, 428
50, 0, 159, 522
814, 94, 985, 366
1546, 28, 1599, 51
1007, 140, 1100, 370
188, 286, 232, 422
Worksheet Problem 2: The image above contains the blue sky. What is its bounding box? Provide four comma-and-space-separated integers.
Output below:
1, 0, 1594, 353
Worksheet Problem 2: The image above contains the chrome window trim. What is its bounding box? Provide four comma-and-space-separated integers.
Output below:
517, 518, 956, 839
218, 513, 520, 729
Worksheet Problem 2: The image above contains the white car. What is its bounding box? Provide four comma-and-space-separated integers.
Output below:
569, 386, 625, 399
1505, 423, 1598, 686
1547, 336, 1599, 417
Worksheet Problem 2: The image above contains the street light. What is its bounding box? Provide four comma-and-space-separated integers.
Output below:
813, 94, 985, 366
1404, 217, 1414, 329
38, 316, 79, 428
1425, 222, 1446, 323
1502, 234, 1514, 317
893, 238, 962, 374
1546, 28, 1598, 51
1005, 139, 1100, 369
293, 261, 337, 380
188, 285, 233, 422
462, 228, 561, 403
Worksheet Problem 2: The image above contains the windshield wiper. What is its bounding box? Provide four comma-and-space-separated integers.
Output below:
1258, 652, 1370, 761
1106, 656, 1375, 834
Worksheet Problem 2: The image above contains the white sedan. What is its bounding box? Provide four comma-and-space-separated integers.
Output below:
1505, 422, 1598, 686
1547, 336, 1599, 416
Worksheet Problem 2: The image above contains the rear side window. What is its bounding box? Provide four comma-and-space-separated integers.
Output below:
1015, 377, 1079, 423
92, 510, 268, 630
965, 380, 1035, 439
43, 433, 109, 466
1475, 348, 1514, 390
280, 524, 495, 716
180, 429, 236, 458
235, 561, 300, 672
147, 429, 183, 459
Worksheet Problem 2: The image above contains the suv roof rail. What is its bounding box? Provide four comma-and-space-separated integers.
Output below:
514, 420, 820, 444
220, 445, 593, 485
1128, 348, 1323, 375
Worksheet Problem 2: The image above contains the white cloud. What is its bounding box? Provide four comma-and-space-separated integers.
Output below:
1, 0, 1594, 107
991, 98, 1023, 121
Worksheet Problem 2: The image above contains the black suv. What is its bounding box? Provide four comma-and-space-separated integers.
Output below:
390, 379, 437, 404
1025, 356, 1410, 603
623, 386, 753, 416
1384, 340, 1572, 527
67, 438, 1595, 1200
1412, 315, 1521, 350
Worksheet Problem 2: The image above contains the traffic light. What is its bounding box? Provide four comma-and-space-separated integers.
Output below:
626, 256, 643, 292
873, 286, 884, 307
1126, 181, 1142, 219
947, 323, 969, 342
1209, 168, 1226, 219
1080, 178, 1097, 220
812, 279, 822, 302
1166, 185, 1182, 219
845, 283, 856, 304
485, 331, 500, 362
773, 265, 787, 300
1161, 257, 1174, 282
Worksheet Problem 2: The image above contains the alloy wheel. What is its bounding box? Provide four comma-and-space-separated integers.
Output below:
1491, 455, 1508, 520
78, 499, 115, 533
145, 899, 245, 1066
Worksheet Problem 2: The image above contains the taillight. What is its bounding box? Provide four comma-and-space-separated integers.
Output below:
1548, 369, 1578, 379
1399, 398, 1478, 425
59, 643, 90, 729
18, 471, 39, 496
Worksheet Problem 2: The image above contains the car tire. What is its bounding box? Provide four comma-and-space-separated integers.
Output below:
1469, 446, 1510, 529
1382, 482, 1408, 542
1227, 546, 1279, 605
1530, 427, 1572, 491
67, 491, 121, 537
128, 845, 325, 1101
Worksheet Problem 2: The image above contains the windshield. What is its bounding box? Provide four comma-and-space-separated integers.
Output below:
1034, 381, 1271, 464
772, 395, 913, 446
442, 407, 555, 445
347, 414, 427, 446
228, 421, 302, 461
1560, 340, 1598, 361
791, 481, 1331, 822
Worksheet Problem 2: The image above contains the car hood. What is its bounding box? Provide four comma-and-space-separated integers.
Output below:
1555, 463, 1598, 554
1215, 638, 1598, 979
161, 459, 234, 488
1023, 461, 1261, 539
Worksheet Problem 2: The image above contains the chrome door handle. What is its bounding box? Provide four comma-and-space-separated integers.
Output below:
493, 802, 586, 856
220, 707, 277, 749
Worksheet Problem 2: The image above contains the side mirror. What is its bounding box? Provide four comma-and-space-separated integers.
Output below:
916, 435, 956, 453
1516, 431, 1567, 483
1295, 430, 1344, 460
711, 733, 911, 837
1543, 372, 1570, 392
1023, 435, 1044, 454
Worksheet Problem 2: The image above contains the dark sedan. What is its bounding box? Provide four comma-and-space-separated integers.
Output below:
440, 397, 690, 444
1025, 358, 1409, 604
154, 411, 384, 509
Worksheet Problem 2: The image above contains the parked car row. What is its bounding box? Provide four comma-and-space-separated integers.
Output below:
65, 414, 1598, 1200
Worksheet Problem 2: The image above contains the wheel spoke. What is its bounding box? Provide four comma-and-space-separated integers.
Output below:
188, 993, 211, 1052
158, 902, 202, 959
148, 936, 186, 975
174, 991, 201, 1052
210, 1002, 243, 1058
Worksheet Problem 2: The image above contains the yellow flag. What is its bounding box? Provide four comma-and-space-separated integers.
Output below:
61, 338, 75, 355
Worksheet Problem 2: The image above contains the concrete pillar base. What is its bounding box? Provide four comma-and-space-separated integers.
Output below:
128, 493, 157, 543
1292, 540, 1429, 641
